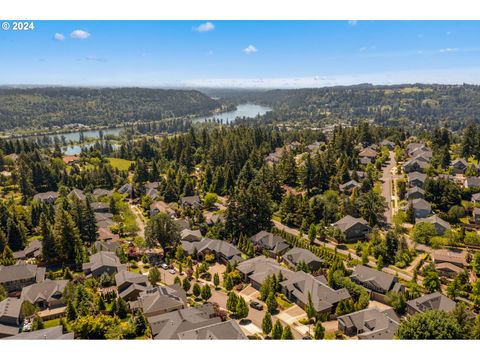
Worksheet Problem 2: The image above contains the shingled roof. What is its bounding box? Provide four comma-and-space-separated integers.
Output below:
407, 292, 456, 314
177, 319, 247, 340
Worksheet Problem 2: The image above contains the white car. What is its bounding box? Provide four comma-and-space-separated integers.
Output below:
168, 269, 176, 274
160, 263, 168, 270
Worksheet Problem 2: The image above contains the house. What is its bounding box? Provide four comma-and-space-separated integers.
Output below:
332, 215, 370, 242
174, 218, 190, 231
339, 180, 361, 193
417, 215, 451, 235
180, 195, 201, 209
431, 249, 468, 277
148, 303, 219, 339
82, 251, 127, 277
62, 155, 80, 165
359, 157, 371, 165
283, 247, 324, 272
379, 140, 395, 150
181, 238, 243, 265
5, 325, 74, 340
338, 307, 400, 339
13, 240, 42, 260
464, 177, 480, 188
351, 265, 403, 301
91, 202, 110, 213
0, 264, 46, 293
471, 193, 480, 203
118, 183, 136, 198
474, 208, 480, 225
358, 147, 378, 160
452, 158, 469, 175
205, 213, 225, 226
150, 201, 175, 217
406, 186, 425, 200
408, 172, 427, 188
69, 188, 86, 201
406, 292, 456, 315
249, 231, 290, 257
115, 270, 149, 301
146, 187, 159, 201
180, 229, 202, 242
0, 298, 23, 338
403, 159, 429, 173
177, 320, 247, 340
280, 271, 351, 316
97, 227, 120, 242
33, 191, 58, 204
20, 280, 68, 310
93, 188, 113, 198
411, 198, 432, 219
133, 285, 187, 318
237, 256, 293, 290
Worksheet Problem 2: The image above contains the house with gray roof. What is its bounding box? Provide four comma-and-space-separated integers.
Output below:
5, 325, 74, 340
69, 188, 86, 201
33, 191, 58, 204
406, 292, 456, 315
403, 159, 429, 173
379, 140, 395, 150
351, 265, 403, 301
249, 231, 290, 257
91, 202, 110, 213
471, 193, 480, 203
180, 195, 201, 209
406, 186, 425, 200
177, 319, 247, 340
332, 215, 370, 242
237, 256, 293, 290
283, 247, 324, 272
82, 251, 127, 277
431, 249, 468, 278
150, 201, 176, 217
149, 303, 219, 339
115, 270, 149, 301
359, 147, 378, 160
0, 264, 46, 292
280, 271, 350, 316
180, 228, 202, 242
181, 238, 243, 265
464, 177, 480, 188
411, 198, 432, 219
451, 158, 469, 175
408, 172, 427, 188
339, 180, 361, 193
13, 239, 42, 260
0, 297, 23, 338
20, 279, 68, 310
338, 307, 400, 339
93, 188, 113, 198
417, 215, 451, 235
132, 285, 187, 318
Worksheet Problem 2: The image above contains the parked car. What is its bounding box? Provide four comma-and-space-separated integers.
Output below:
168, 269, 176, 274
160, 263, 168, 270
249, 301, 263, 311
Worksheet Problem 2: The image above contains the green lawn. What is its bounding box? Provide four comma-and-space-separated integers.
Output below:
106, 157, 134, 171
276, 294, 293, 310
43, 318, 62, 329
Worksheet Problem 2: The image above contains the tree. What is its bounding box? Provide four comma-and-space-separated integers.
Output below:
31, 316, 44, 331
116, 298, 129, 319
145, 213, 180, 253
133, 309, 148, 337
305, 292, 316, 321
223, 274, 233, 291
6, 217, 26, 252
203, 193, 218, 210
66, 300, 77, 322
174, 276, 181, 286
313, 320, 325, 340
0, 245, 15, 266
192, 283, 201, 298
235, 296, 249, 320
396, 310, 463, 339
262, 311, 273, 336
201, 284, 212, 301
412, 222, 437, 245
385, 291, 407, 314
308, 224, 317, 244
40, 214, 57, 262
266, 292, 278, 314
272, 320, 283, 339
0, 285, 7, 301
226, 291, 238, 313
423, 265, 441, 293
213, 273, 220, 288
148, 267, 160, 286
281, 325, 294, 339
376, 255, 384, 270
53, 208, 83, 265
182, 278, 191, 293
472, 252, 480, 276
355, 191, 386, 226
175, 244, 184, 262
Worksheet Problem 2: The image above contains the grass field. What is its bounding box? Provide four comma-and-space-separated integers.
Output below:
106, 157, 134, 171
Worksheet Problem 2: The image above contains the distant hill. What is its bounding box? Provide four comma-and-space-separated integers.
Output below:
0, 87, 221, 130
221, 84, 480, 131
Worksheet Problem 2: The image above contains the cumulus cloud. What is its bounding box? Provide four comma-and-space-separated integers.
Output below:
70, 29, 91, 40
194, 22, 215, 32
439, 48, 459, 53
348, 20, 358, 26
243, 44, 258, 55
54, 33, 65, 41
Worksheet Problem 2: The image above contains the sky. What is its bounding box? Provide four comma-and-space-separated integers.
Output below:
1, 20, 480, 88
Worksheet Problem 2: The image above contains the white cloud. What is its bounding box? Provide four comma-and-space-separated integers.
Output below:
84, 55, 107, 62
439, 48, 459, 53
54, 33, 65, 41
243, 44, 258, 55
70, 29, 91, 40
194, 22, 215, 33
348, 20, 358, 26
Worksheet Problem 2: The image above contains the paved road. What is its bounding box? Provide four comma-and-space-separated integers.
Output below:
381, 151, 398, 225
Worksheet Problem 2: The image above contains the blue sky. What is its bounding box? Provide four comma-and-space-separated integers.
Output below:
1, 20, 480, 88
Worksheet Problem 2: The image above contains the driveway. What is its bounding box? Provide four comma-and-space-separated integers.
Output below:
381, 151, 398, 225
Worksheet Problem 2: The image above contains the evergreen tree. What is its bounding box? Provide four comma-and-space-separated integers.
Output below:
262, 311, 273, 336
272, 320, 283, 340
235, 296, 249, 320
281, 325, 294, 339
201, 284, 212, 301
226, 292, 238, 313
213, 273, 220, 288
313, 320, 325, 340
53, 209, 82, 264
40, 213, 57, 262
7, 217, 26, 252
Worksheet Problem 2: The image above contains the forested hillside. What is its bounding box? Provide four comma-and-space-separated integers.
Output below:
225, 84, 480, 131
0, 87, 221, 130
